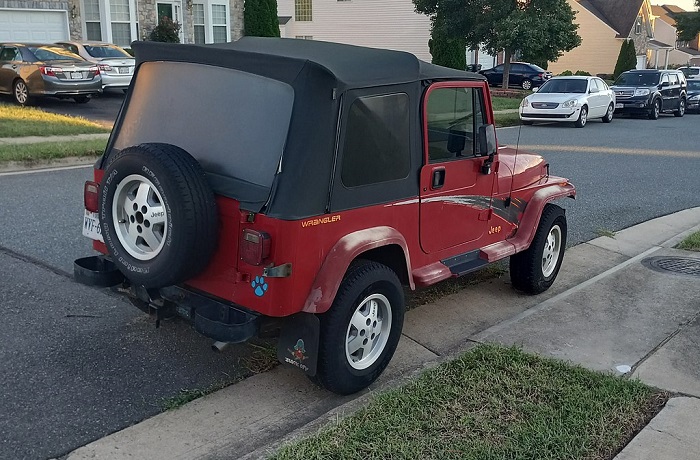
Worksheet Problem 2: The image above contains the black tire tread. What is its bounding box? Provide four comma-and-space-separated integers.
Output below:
314, 260, 404, 395
510, 204, 567, 294
103, 143, 217, 287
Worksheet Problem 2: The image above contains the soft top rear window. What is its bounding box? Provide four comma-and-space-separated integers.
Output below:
112, 61, 294, 210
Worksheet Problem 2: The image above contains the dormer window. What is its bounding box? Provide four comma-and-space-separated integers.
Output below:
635, 16, 642, 35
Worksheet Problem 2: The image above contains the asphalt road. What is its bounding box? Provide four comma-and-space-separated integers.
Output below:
1, 102, 699, 459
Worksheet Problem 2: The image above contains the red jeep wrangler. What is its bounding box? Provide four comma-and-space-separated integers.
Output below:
75, 38, 575, 395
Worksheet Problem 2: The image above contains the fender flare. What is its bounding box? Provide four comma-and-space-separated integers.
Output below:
302, 226, 413, 314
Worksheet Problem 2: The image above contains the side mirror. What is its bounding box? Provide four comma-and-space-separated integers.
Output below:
660, 81, 669, 88
531, 87, 539, 93
478, 124, 497, 174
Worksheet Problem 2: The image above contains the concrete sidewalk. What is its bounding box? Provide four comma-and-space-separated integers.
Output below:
66, 207, 700, 460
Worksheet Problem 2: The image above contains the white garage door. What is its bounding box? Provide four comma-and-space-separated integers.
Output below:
0, 9, 69, 42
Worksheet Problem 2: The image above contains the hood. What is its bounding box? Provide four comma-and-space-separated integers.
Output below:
497, 147, 548, 191
527, 92, 584, 103
687, 89, 700, 98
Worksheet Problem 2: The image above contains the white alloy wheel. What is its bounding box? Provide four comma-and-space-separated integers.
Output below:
345, 293, 392, 370
542, 224, 562, 278
112, 174, 168, 261
14, 80, 29, 105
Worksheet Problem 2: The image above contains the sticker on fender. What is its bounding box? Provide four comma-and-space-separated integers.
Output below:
82, 210, 104, 242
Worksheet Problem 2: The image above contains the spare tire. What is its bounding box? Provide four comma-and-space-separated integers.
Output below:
99, 143, 218, 288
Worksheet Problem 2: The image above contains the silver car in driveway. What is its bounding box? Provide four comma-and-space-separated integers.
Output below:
0, 43, 102, 105
57, 41, 134, 92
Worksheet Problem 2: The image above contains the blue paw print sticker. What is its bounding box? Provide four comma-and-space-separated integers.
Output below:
252, 276, 268, 297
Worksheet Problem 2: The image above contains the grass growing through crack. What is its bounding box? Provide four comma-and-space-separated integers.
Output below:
271, 344, 667, 460
676, 230, 700, 251
597, 228, 616, 238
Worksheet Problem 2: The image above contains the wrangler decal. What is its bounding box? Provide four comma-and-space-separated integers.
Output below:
301, 215, 341, 228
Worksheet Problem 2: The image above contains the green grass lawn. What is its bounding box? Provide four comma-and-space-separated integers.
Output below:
0, 139, 106, 164
271, 345, 666, 460
491, 96, 524, 111
0, 104, 110, 137
494, 112, 522, 127
676, 230, 700, 251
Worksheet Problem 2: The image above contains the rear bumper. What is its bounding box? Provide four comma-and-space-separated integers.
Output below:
38, 76, 103, 96
101, 73, 132, 90
74, 255, 260, 343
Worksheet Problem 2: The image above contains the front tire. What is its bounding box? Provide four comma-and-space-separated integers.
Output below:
602, 103, 614, 123
574, 106, 588, 128
99, 143, 218, 288
521, 79, 533, 90
13, 79, 31, 106
674, 98, 686, 117
649, 99, 661, 119
314, 260, 405, 395
510, 204, 567, 294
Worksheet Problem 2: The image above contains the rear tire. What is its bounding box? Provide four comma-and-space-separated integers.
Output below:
521, 79, 533, 90
521, 120, 534, 125
674, 98, 686, 117
13, 79, 31, 106
510, 204, 567, 294
602, 103, 614, 123
313, 260, 405, 395
99, 143, 218, 288
74, 96, 90, 104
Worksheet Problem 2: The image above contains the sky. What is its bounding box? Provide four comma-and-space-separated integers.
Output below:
651, 0, 698, 12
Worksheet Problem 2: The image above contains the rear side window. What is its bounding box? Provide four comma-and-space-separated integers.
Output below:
669, 74, 679, 85
426, 87, 487, 163
0, 47, 19, 61
340, 94, 410, 188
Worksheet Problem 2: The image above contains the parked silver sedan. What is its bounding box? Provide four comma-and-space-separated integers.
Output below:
519, 76, 616, 128
0, 43, 102, 106
56, 41, 134, 92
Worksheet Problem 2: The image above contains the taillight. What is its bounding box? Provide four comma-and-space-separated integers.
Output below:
84, 181, 100, 212
240, 229, 271, 266
40, 66, 59, 76
98, 64, 110, 72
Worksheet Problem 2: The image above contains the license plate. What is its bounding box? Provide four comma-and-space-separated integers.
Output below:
615, 103, 623, 109
82, 210, 104, 242
71, 72, 83, 79
118, 67, 130, 74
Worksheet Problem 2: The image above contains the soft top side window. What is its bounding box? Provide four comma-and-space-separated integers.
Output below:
426, 86, 487, 163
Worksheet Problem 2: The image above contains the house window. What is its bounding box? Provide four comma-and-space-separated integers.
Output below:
84, 0, 102, 40
295, 35, 313, 40
193, 4, 206, 44
341, 94, 410, 187
211, 4, 228, 42
635, 17, 642, 35
295, 0, 312, 21
110, 0, 132, 47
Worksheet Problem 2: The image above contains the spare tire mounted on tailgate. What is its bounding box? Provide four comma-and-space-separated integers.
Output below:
99, 143, 218, 288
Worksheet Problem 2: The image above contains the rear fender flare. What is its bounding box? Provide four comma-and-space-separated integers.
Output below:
302, 226, 413, 314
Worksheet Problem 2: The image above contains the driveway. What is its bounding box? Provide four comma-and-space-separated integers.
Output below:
32, 90, 125, 128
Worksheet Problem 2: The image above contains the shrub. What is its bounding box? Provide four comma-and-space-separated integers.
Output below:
244, 0, 281, 37
148, 16, 181, 43
574, 70, 591, 76
613, 40, 637, 79
428, 33, 467, 70
559, 70, 573, 76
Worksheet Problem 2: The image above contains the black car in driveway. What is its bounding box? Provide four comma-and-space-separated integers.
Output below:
479, 62, 552, 90
0, 43, 102, 106
611, 69, 687, 119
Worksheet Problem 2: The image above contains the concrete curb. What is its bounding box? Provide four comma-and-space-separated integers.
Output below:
0, 133, 109, 145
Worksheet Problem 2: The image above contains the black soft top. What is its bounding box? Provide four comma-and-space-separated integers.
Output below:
111, 38, 484, 219
132, 37, 483, 92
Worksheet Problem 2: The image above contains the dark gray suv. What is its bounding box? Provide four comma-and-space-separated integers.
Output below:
611, 69, 687, 119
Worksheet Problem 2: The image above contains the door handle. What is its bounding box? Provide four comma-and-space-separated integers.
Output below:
431, 168, 445, 189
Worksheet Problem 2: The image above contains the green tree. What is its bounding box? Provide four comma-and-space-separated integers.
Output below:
244, 0, 281, 37
613, 40, 637, 79
673, 0, 700, 42
149, 16, 181, 43
428, 31, 466, 70
414, 0, 581, 89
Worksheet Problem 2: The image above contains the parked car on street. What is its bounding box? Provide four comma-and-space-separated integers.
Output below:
678, 66, 700, 80
74, 38, 575, 396
519, 76, 616, 127
479, 62, 552, 90
56, 41, 134, 92
687, 79, 700, 112
0, 43, 101, 106
611, 69, 687, 119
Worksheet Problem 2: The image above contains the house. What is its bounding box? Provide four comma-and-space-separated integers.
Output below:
276, 0, 432, 61
0, 0, 245, 48
549, 0, 659, 75
651, 4, 700, 66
